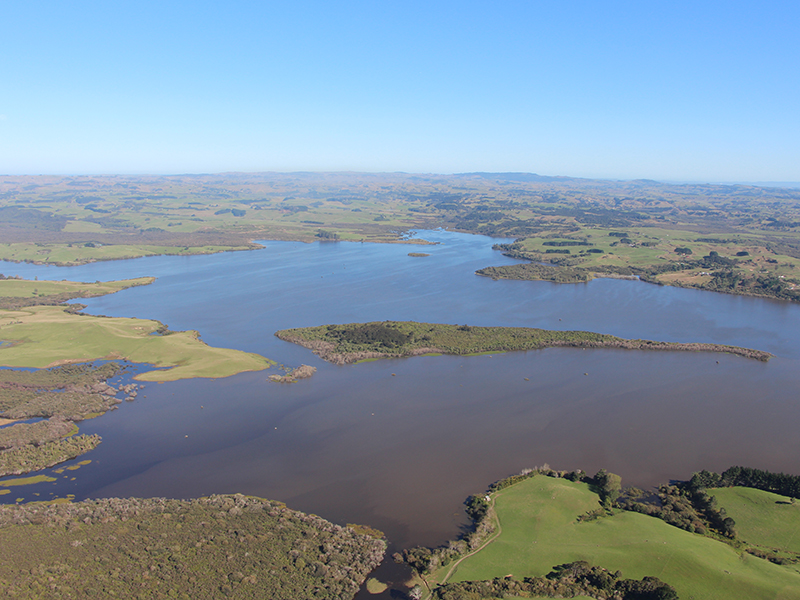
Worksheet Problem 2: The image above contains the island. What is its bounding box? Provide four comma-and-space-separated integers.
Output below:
275, 321, 772, 365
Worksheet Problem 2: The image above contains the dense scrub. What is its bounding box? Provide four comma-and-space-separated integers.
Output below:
0, 494, 386, 599
0, 364, 135, 477
432, 561, 677, 600
0, 418, 76, 450
0, 364, 123, 420
276, 321, 772, 364
0, 434, 101, 477
690, 465, 800, 499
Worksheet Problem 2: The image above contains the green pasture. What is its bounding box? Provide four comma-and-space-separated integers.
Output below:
0, 242, 254, 266
0, 305, 273, 381
713, 487, 800, 554
445, 476, 800, 600
0, 277, 153, 298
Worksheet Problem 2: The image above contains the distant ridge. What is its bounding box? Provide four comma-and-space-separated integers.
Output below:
457, 172, 577, 183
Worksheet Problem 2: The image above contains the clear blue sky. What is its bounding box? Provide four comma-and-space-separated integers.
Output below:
3, 1, 799, 182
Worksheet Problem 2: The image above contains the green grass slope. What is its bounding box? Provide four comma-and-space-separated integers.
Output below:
714, 487, 800, 554
448, 476, 800, 600
0, 305, 273, 381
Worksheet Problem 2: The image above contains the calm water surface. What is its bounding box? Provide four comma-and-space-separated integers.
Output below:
3, 230, 800, 592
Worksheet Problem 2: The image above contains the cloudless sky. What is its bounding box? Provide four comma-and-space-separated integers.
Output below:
2, 1, 799, 182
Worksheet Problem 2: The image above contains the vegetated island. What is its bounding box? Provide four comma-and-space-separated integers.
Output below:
0, 363, 139, 479
275, 321, 772, 365
0, 276, 274, 382
397, 465, 800, 600
267, 364, 317, 383
0, 493, 386, 599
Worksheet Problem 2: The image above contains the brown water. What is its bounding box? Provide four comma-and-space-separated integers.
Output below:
3, 229, 800, 593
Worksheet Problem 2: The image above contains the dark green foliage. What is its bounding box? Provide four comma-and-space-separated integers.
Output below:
0, 434, 101, 477
0, 494, 385, 600
0, 364, 127, 476
330, 322, 413, 349
618, 484, 728, 536
701, 251, 736, 267
0, 363, 122, 420
477, 262, 591, 283
0, 207, 68, 231
593, 469, 622, 507
542, 240, 591, 247
674, 247, 692, 255
0, 419, 75, 450
465, 495, 489, 522
432, 561, 677, 600
690, 466, 800, 500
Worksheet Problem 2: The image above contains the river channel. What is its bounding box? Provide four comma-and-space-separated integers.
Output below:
2, 229, 800, 592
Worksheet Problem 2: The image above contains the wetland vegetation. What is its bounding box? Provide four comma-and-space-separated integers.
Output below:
0, 494, 386, 599
0, 363, 127, 477
276, 321, 772, 364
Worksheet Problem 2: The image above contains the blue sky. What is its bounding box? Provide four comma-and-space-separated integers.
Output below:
2, 1, 799, 182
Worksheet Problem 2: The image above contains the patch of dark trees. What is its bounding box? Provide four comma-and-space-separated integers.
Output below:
328, 323, 413, 349
618, 465, 800, 564
542, 240, 591, 246
432, 562, 677, 600
690, 466, 800, 499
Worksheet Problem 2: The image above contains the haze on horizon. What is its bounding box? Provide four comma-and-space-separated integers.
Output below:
3, 1, 798, 184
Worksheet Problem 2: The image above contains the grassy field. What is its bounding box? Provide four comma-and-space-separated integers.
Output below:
0, 304, 273, 381
714, 487, 800, 555
443, 476, 800, 600
0, 242, 256, 265
0, 276, 154, 298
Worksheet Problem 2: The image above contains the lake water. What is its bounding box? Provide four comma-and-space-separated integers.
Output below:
3, 229, 800, 593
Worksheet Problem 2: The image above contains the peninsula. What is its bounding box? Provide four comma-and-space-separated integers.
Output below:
275, 321, 772, 364
398, 466, 800, 600
0, 277, 274, 382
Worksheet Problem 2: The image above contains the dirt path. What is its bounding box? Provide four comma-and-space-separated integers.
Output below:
425, 490, 506, 597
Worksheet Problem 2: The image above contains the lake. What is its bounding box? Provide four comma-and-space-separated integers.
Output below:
2, 229, 800, 592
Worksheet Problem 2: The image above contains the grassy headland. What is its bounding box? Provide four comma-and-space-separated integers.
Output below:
0, 277, 274, 382
275, 321, 772, 364
403, 469, 800, 600
0, 494, 386, 599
